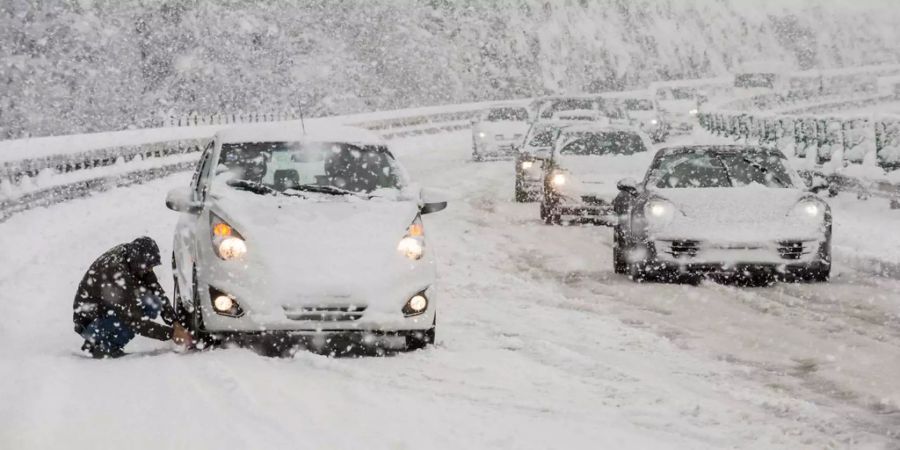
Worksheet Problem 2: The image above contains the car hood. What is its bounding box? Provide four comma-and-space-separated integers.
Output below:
650, 186, 824, 241
556, 153, 653, 198
210, 189, 420, 296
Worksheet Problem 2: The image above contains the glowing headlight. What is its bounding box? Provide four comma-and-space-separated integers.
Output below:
790, 199, 825, 222
521, 160, 534, 170
650, 119, 659, 125
218, 237, 247, 260
213, 295, 234, 313
211, 214, 247, 261
398, 218, 425, 260
644, 198, 677, 231
688, 108, 699, 116
551, 173, 566, 186
403, 293, 429, 316
478, 131, 487, 139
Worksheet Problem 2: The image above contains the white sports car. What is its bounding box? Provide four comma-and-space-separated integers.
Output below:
612, 145, 831, 283
165, 124, 447, 353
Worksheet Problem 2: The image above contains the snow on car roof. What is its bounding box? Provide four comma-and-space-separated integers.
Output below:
656, 144, 782, 157
215, 122, 386, 146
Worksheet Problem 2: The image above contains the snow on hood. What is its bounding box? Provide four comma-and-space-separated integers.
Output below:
556, 153, 654, 198
210, 187, 420, 299
651, 185, 825, 241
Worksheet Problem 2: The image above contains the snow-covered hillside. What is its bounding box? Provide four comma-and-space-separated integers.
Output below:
3, 0, 900, 139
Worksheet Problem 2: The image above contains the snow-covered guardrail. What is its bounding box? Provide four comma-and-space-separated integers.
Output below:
0, 101, 515, 222
699, 94, 900, 205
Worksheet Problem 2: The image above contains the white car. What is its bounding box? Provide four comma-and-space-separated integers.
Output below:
165, 124, 447, 353
539, 124, 653, 225
612, 145, 831, 283
550, 109, 605, 122
471, 105, 529, 161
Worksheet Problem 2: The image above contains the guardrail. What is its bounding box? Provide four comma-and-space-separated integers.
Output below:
0, 104, 489, 223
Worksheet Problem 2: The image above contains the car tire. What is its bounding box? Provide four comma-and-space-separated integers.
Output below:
540, 201, 560, 225
472, 152, 483, 162
613, 227, 627, 274
406, 315, 436, 351
515, 177, 528, 203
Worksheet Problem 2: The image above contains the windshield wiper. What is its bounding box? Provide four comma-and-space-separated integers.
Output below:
283, 184, 367, 197
741, 157, 789, 187
226, 179, 278, 195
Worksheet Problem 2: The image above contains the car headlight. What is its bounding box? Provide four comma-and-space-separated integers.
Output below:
398, 216, 425, 260
551, 173, 566, 186
650, 119, 659, 125
211, 213, 247, 261
688, 108, 699, 116
521, 160, 533, 170
644, 198, 677, 231
789, 198, 826, 223
477, 131, 487, 139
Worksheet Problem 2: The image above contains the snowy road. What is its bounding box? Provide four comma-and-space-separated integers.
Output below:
1, 130, 899, 449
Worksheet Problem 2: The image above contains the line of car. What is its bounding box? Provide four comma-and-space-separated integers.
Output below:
474, 95, 832, 285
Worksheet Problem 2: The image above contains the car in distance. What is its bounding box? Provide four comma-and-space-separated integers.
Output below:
165, 123, 448, 353
539, 124, 653, 225
601, 92, 670, 143
471, 104, 530, 161
612, 145, 831, 283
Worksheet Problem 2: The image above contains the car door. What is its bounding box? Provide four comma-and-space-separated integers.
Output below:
173, 141, 215, 299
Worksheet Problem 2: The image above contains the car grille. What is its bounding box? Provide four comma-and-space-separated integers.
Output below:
661, 240, 700, 258
282, 305, 367, 322
777, 241, 810, 260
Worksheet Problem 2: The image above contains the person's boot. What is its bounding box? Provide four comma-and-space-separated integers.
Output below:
81, 341, 125, 359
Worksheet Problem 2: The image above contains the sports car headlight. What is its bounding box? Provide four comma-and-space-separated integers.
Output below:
211, 213, 247, 261
789, 199, 826, 223
398, 216, 425, 260
644, 198, 677, 231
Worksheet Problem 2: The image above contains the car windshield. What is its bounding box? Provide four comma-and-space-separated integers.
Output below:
486, 107, 528, 121
526, 125, 555, 147
651, 151, 793, 188
215, 141, 404, 195
558, 131, 647, 156
622, 99, 654, 111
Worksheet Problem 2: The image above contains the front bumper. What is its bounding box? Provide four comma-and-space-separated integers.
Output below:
548, 193, 616, 224
474, 141, 518, 158
650, 238, 828, 269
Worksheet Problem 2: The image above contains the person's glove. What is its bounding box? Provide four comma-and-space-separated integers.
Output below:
160, 304, 176, 326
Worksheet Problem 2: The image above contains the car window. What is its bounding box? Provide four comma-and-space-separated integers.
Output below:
651, 151, 793, 188
486, 108, 528, 121
528, 129, 554, 147
540, 99, 595, 118
215, 141, 404, 195
558, 131, 647, 156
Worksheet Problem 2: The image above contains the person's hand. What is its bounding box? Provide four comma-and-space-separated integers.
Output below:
172, 323, 194, 351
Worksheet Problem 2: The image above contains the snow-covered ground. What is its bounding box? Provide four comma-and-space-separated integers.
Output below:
1, 127, 899, 449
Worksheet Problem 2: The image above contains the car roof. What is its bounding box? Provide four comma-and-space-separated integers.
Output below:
487, 103, 528, 110
655, 145, 783, 158
558, 123, 640, 134
215, 123, 386, 147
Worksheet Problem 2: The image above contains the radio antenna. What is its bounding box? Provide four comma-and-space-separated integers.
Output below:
298, 102, 307, 134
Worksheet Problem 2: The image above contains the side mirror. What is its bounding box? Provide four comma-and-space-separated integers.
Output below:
420, 187, 448, 215
166, 186, 203, 214
617, 177, 638, 194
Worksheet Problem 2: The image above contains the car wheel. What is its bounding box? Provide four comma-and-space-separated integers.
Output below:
613, 227, 627, 274
406, 315, 436, 351
515, 177, 527, 203
472, 152, 483, 162
186, 264, 217, 348
540, 201, 560, 225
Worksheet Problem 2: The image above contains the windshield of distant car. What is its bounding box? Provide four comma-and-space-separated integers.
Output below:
651, 151, 794, 188
215, 141, 404, 195
486, 107, 528, 121
526, 125, 555, 147
558, 131, 647, 156
540, 99, 595, 118
622, 99, 654, 111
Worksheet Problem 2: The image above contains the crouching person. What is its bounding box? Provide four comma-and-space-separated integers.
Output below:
73, 236, 190, 358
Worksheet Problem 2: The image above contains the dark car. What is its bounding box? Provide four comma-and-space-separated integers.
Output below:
612, 145, 832, 283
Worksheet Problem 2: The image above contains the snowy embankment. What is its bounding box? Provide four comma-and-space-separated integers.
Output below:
1, 129, 899, 449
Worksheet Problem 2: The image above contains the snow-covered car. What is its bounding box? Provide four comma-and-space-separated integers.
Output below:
550, 109, 605, 122
612, 145, 831, 283
471, 104, 529, 161
164, 124, 448, 352
513, 119, 589, 202
602, 94, 670, 143
539, 124, 653, 224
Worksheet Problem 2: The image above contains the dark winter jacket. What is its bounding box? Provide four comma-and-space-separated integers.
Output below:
73, 237, 175, 341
